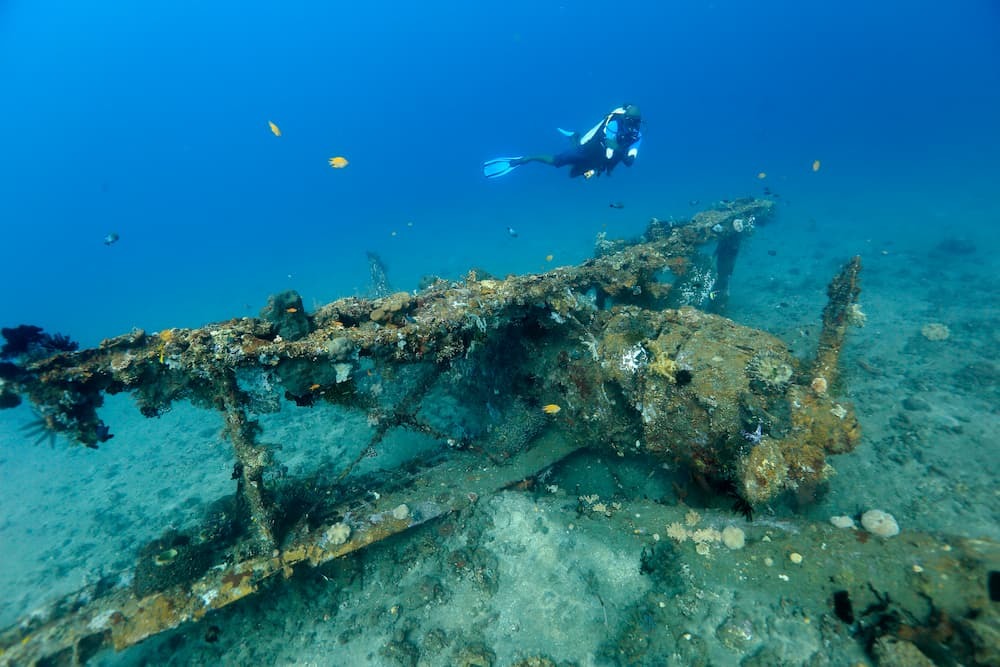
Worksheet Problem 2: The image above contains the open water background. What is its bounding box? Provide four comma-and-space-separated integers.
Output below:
1, 1, 997, 345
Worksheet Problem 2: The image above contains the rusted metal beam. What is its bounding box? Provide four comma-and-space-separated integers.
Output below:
0, 435, 583, 665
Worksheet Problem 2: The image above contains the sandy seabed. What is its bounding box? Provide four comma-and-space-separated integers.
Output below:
2, 207, 997, 665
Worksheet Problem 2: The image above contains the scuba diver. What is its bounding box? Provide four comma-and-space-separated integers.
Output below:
483, 104, 642, 180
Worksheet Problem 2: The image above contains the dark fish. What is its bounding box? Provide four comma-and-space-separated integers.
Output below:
103, 232, 120, 246
506, 226, 518, 238
609, 202, 625, 209
95, 420, 114, 443
767, 249, 777, 256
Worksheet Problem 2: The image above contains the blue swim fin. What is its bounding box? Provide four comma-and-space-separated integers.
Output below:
483, 157, 523, 179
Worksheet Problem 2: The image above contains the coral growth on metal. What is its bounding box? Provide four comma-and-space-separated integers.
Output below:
0, 198, 870, 662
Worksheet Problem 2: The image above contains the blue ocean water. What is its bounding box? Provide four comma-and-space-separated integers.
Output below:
2, 1, 997, 345
2, 2, 1000, 663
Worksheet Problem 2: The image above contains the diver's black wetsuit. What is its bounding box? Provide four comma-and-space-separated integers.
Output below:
482, 104, 643, 180
552, 139, 608, 177
545, 105, 643, 178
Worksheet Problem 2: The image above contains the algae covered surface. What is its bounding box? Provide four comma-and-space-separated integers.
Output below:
1, 5, 999, 664
1, 199, 998, 666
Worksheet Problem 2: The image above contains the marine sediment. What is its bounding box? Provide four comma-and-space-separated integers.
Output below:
0, 198, 875, 661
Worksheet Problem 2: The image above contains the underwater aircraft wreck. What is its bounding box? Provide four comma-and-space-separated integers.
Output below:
2, 198, 992, 665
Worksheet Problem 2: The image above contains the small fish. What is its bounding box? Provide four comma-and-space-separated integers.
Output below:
757, 172, 767, 179
506, 226, 518, 238
542, 404, 561, 415
583, 169, 596, 179
309, 383, 321, 391
688, 199, 700, 206
95, 420, 114, 443
609, 202, 625, 209
285, 307, 298, 313
545, 254, 553, 262
709, 291, 719, 301
812, 159, 821, 172
103, 232, 120, 246
268, 121, 281, 137
328, 156, 349, 169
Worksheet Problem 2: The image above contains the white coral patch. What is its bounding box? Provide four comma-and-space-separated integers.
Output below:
619, 344, 648, 373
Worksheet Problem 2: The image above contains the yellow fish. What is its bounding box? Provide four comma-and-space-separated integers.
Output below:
328, 156, 349, 169
545, 254, 553, 262
757, 172, 767, 179
812, 159, 821, 172
268, 121, 281, 137
542, 404, 561, 415
583, 169, 596, 180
